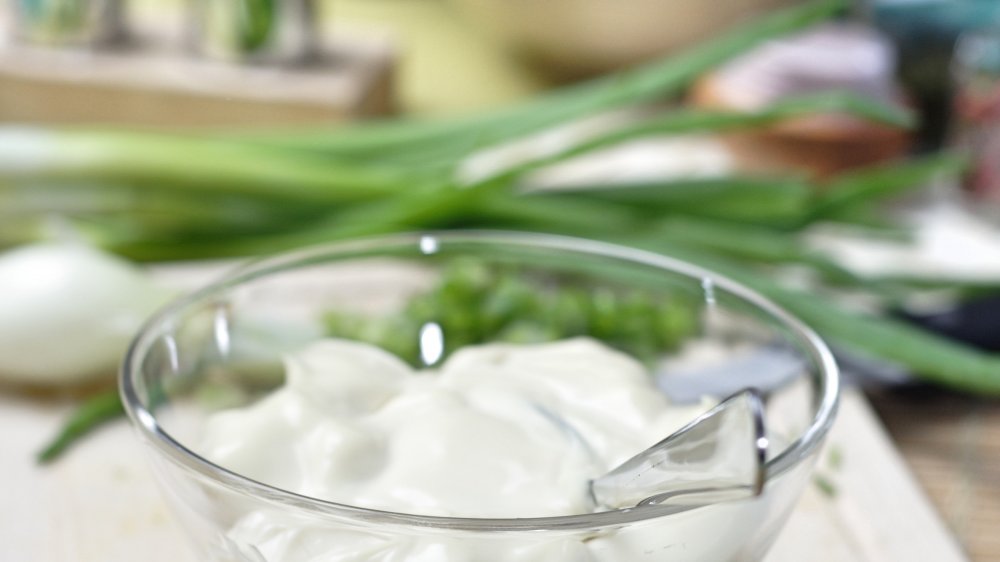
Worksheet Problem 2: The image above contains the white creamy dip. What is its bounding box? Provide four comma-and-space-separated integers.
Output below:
198, 337, 780, 562
201, 337, 707, 519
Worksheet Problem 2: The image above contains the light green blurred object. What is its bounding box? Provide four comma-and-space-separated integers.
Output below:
327, 0, 549, 114
14, 0, 123, 46
18, 0, 86, 38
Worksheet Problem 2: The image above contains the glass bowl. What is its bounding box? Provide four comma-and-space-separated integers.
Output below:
121, 231, 839, 562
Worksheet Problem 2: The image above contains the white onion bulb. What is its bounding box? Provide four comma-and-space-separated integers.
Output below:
0, 243, 172, 385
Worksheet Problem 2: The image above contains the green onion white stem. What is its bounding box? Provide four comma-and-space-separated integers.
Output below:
0, 242, 172, 386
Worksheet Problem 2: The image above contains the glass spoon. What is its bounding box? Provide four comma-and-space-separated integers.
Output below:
590, 388, 768, 510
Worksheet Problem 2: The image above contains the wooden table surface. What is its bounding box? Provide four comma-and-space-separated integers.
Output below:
870, 390, 1000, 562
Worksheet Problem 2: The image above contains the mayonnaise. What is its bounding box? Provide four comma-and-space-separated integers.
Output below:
199, 338, 761, 561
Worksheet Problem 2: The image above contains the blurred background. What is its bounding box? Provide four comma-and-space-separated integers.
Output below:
2, 0, 1000, 561
1, 0, 996, 122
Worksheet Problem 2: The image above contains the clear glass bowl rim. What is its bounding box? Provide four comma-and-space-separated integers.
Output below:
120, 230, 840, 533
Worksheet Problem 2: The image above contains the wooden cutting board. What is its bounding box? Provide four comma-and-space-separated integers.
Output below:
0, 386, 967, 562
